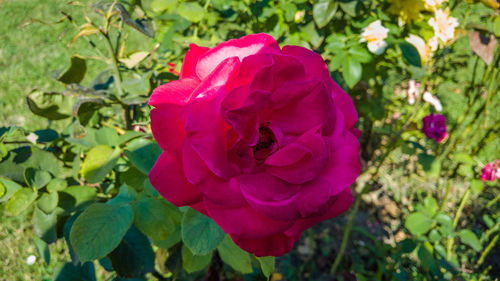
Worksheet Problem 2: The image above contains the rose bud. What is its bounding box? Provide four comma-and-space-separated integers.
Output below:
422, 113, 448, 143
148, 33, 361, 257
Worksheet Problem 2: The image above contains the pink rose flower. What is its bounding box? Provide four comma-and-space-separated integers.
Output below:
148, 34, 361, 257
422, 113, 447, 143
481, 160, 500, 182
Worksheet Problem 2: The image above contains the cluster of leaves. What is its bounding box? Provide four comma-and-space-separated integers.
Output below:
1, 0, 499, 280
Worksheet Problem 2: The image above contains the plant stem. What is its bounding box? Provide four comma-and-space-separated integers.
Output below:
476, 233, 499, 267
330, 194, 360, 275
439, 181, 451, 212
486, 192, 500, 209
447, 185, 472, 258
102, 31, 132, 130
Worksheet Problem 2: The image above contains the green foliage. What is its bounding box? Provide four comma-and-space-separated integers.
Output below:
181, 208, 226, 255
217, 236, 253, 274
0, 0, 499, 280
70, 203, 134, 262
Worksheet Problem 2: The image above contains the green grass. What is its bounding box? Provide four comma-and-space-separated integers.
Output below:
0, 209, 68, 281
0, 0, 102, 129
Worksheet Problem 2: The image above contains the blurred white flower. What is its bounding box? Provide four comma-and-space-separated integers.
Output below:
407, 80, 421, 105
360, 20, 389, 55
425, 0, 446, 9
423, 91, 443, 111
428, 9, 459, 46
26, 255, 36, 265
405, 34, 432, 63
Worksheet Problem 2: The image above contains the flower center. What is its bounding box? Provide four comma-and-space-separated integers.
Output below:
253, 124, 277, 161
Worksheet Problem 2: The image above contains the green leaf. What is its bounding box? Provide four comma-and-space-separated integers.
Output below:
133, 197, 175, 240
0, 181, 5, 199
107, 226, 155, 278
153, 226, 181, 249
120, 167, 146, 191
58, 185, 96, 214
181, 245, 212, 273
399, 42, 422, 67
151, 0, 177, 12
70, 203, 134, 262
143, 178, 159, 197
458, 229, 482, 251
217, 236, 253, 274
454, 153, 475, 165
470, 179, 484, 194
26, 90, 73, 120
424, 196, 438, 216
53, 262, 96, 281
177, 2, 205, 22
0, 142, 7, 158
495, 16, 500, 37
343, 56, 362, 88
6, 188, 37, 216
47, 178, 68, 193
34, 207, 58, 244
24, 167, 51, 189
339, 0, 358, 17
34, 235, 51, 265
349, 45, 372, 63
400, 239, 417, 253
405, 212, 433, 236
258, 256, 275, 279
0, 177, 22, 203
181, 208, 225, 255
108, 184, 137, 205
37, 192, 59, 214
74, 98, 104, 126
428, 229, 441, 243
120, 51, 150, 69
124, 138, 162, 175
64, 213, 81, 265
80, 145, 120, 184
417, 242, 439, 275
56, 55, 87, 84
312, 0, 338, 28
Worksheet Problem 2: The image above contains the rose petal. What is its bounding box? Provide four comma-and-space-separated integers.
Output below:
228, 54, 275, 90
294, 130, 359, 217
150, 106, 185, 157
204, 199, 295, 239
149, 151, 202, 206
196, 175, 247, 208
196, 33, 280, 80
265, 130, 329, 184
181, 44, 210, 79
149, 77, 200, 107
185, 91, 239, 179
250, 55, 305, 93
190, 57, 241, 101
240, 182, 301, 221
285, 188, 353, 237
231, 232, 301, 257
182, 140, 210, 185
282, 45, 358, 129
270, 80, 334, 136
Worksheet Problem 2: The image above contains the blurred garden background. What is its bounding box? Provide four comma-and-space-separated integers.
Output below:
0, 0, 499, 280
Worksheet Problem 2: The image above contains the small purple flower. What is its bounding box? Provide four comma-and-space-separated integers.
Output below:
422, 113, 447, 143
